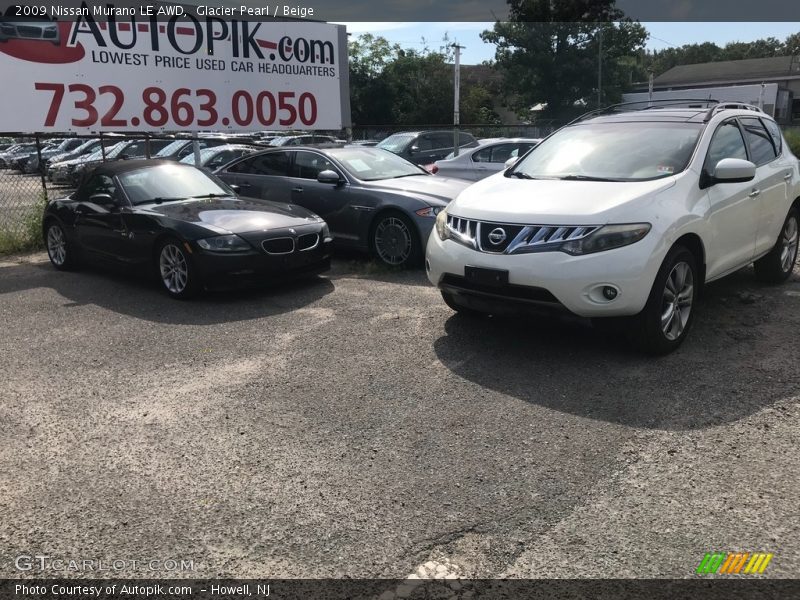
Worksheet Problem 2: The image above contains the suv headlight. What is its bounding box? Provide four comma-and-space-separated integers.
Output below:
561, 223, 651, 255
435, 209, 449, 241
196, 234, 251, 252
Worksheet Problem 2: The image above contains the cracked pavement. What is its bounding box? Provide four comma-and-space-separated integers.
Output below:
0, 252, 798, 578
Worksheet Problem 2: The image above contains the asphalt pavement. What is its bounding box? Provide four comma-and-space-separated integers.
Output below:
0, 252, 798, 579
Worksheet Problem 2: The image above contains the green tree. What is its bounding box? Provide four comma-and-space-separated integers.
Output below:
348, 34, 400, 126
482, 0, 648, 120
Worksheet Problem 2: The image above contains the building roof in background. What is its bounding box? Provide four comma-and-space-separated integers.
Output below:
654, 56, 800, 87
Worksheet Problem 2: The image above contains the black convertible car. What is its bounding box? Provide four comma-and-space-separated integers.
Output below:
43, 160, 332, 298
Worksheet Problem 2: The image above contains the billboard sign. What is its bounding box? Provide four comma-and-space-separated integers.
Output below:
0, 8, 351, 132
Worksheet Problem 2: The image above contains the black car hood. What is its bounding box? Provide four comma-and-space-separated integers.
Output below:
140, 196, 321, 234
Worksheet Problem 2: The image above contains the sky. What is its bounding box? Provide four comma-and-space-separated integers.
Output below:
338, 22, 800, 65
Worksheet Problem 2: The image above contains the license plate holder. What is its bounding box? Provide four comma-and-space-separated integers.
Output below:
465, 266, 509, 287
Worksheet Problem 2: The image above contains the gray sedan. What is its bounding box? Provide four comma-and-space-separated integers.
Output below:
215, 147, 472, 267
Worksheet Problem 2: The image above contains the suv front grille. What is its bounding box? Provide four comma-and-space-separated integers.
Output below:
446, 215, 600, 255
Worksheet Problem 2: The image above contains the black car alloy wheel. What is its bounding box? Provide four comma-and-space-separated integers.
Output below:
45, 221, 76, 270
157, 238, 198, 299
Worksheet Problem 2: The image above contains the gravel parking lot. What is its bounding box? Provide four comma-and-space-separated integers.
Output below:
0, 252, 798, 578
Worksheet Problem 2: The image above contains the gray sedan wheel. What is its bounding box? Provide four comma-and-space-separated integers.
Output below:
370, 211, 421, 268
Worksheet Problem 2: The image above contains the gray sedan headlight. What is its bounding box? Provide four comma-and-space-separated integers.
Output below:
196, 234, 251, 252
561, 223, 651, 255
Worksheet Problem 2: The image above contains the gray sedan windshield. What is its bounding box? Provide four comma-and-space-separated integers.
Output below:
331, 149, 428, 181
512, 122, 703, 182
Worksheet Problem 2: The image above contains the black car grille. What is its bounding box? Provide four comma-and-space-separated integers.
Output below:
441, 274, 560, 305
262, 237, 295, 255
297, 233, 319, 251
18, 26, 42, 38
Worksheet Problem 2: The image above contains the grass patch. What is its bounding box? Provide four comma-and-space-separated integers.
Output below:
0, 193, 47, 256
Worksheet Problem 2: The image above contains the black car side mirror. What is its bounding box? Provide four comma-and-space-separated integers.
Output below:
89, 193, 116, 207
229, 184, 241, 193
317, 170, 342, 185
409, 145, 419, 154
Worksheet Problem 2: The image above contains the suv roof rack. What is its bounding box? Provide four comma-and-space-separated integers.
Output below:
568, 98, 765, 125
702, 102, 764, 121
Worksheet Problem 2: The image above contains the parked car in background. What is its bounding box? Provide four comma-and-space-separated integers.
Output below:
0, 143, 37, 168
45, 138, 103, 175
427, 101, 800, 354
43, 160, 332, 298
23, 138, 86, 174
269, 134, 340, 147
376, 131, 479, 165
179, 144, 257, 171
49, 143, 125, 185
70, 138, 173, 180
154, 137, 249, 161
431, 138, 542, 180
215, 147, 472, 267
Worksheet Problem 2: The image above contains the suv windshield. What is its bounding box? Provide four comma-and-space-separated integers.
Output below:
511, 122, 703, 182
376, 133, 415, 152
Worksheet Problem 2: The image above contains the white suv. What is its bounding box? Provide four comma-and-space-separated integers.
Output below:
426, 102, 800, 353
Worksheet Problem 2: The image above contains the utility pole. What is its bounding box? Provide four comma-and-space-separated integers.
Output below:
648, 70, 654, 107
597, 28, 603, 109
452, 43, 464, 157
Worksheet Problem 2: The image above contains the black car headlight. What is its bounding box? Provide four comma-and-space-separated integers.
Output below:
196, 234, 251, 253
560, 223, 651, 255
435, 209, 449, 241
320, 222, 331, 243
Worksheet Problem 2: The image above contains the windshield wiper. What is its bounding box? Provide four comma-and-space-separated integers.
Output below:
559, 174, 622, 182
392, 173, 428, 178
137, 196, 187, 205
189, 193, 231, 199
509, 172, 536, 179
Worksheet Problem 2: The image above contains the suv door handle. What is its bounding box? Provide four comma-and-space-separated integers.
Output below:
292, 186, 304, 193
784, 172, 793, 181
748, 189, 761, 198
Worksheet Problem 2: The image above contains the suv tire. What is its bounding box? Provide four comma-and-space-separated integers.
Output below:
628, 244, 698, 355
754, 207, 799, 283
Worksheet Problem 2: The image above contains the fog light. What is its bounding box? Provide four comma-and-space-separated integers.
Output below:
602, 286, 618, 300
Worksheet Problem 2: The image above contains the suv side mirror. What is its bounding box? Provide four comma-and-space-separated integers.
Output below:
504, 157, 518, 169
701, 158, 756, 188
713, 158, 756, 183
409, 145, 419, 154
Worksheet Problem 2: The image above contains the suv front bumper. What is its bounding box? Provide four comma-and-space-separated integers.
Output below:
426, 232, 664, 318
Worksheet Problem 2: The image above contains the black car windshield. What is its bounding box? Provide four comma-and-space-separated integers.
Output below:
118, 164, 232, 205
511, 122, 703, 182
376, 133, 415, 152
330, 148, 428, 181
